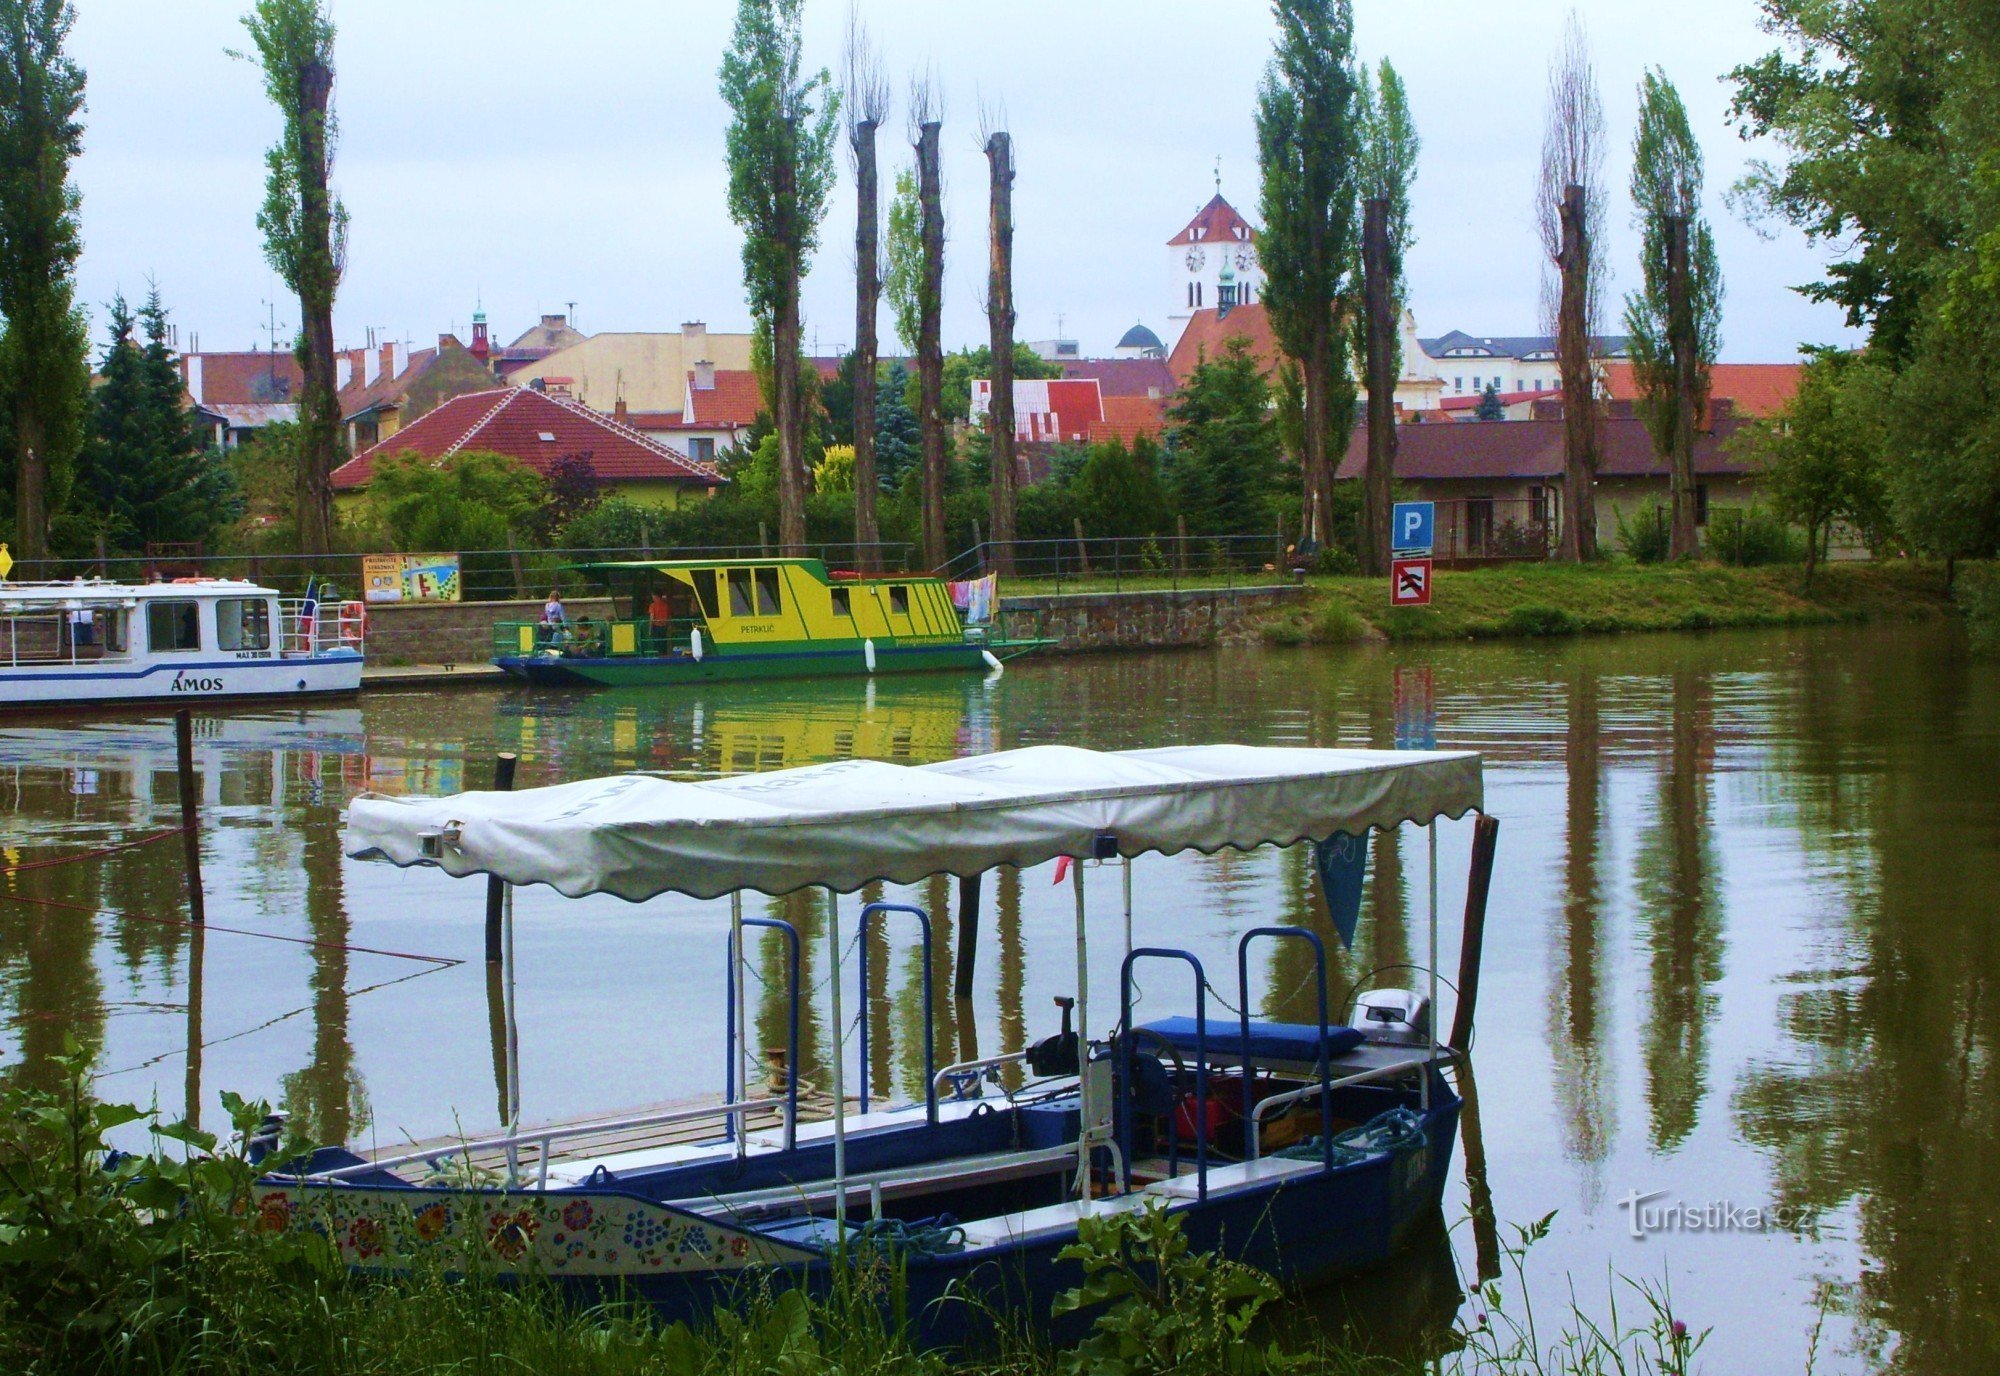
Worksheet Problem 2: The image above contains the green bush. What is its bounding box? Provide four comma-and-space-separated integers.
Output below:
1615, 505, 1671, 564
1959, 562, 2000, 653
1504, 605, 1580, 636
1707, 504, 1802, 566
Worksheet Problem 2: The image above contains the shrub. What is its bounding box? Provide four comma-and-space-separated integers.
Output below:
1311, 545, 1359, 576
1504, 605, 1579, 636
1615, 505, 1671, 564
1959, 562, 2000, 654
1310, 601, 1368, 643
1707, 504, 1802, 567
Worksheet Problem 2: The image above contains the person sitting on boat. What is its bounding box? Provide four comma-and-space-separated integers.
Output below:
570, 616, 603, 657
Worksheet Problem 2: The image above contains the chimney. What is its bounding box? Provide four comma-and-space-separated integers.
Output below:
336, 354, 353, 390
682, 320, 707, 355
693, 358, 715, 392
377, 402, 402, 439
542, 313, 566, 331
186, 355, 204, 405
378, 342, 396, 384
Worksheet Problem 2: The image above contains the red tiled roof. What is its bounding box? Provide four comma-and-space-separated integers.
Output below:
331, 388, 722, 490
339, 346, 437, 418
1167, 194, 1257, 247
684, 369, 766, 426
1167, 303, 1281, 385
1337, 416, 1755, 483
1600, 361, 1803, 419
182, 351, 303, 406
1095, 395, 1167, 446
1060, 357, 1175, 398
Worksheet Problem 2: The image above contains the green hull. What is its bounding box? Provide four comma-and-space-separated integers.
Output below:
495, 639, 1043, 687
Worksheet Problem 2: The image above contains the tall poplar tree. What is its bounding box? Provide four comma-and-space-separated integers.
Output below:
0, 0, 87, 570
1625, 69, 1722, 561
1256, 0, 1361, 555
1537, 13, 1608, 561
1355, 59, 1418, 575
242, 0, 346, 558
910, 81, 946, 570
984, 122, 1017, 575
843, 17, 887, 571
720, 0, 839, 556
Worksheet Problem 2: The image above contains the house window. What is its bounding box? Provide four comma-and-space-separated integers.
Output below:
727, 568, 754, 616
1187, 283, 1196, 309
1454, 377, 1462, 392
216, 598, 270, 651
1195, 282, 1203, 308
830, 587, 852, 618
888, 585, 910, 617
687, 437, 716, 463
754, 567, 783, 616
690, 569, 720, 618
147, 600, 201, 653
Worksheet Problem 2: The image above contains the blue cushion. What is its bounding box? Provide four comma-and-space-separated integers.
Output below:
1134, 1017, 1364, 1062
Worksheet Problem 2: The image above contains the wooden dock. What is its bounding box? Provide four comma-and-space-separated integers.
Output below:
360, 662, 508, 690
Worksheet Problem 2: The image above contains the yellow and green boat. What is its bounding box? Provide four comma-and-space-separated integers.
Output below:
491, 559, 1050, 687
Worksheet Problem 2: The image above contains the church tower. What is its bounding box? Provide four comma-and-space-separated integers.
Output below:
1166, 190, 1262, 347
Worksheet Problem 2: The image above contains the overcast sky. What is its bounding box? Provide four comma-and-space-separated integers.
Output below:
71, 1, 1846, 364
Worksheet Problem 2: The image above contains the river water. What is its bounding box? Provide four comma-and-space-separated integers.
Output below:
1, 621, 1994, 1371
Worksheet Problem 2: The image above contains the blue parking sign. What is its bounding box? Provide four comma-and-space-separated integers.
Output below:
1391, 501, 1434, 554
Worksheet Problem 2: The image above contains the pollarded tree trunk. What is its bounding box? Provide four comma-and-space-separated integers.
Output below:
1361, 199, 1397, 579
12, 416, 46, 569
852, 117, 882, 572
985, 130, 1017, 577
916, 119, 947, 571
773, 114, 807, 557
1557, 184, 1599, 561
1666, 216, 1699, 561
292, 58, 340, 558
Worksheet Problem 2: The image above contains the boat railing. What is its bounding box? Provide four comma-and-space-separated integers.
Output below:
278, 599, 364, 659
2, 606, 130, 668
292, 1095, 792, 1188
1119, 948, 1212, 1203
1235, 927, 1335, 1171
1245, 1052, 1435, 1160
931, 1050, 1030, 1100
856, 903, 939, 1126
725, 916, 801, 1152
491, 617, 705, 660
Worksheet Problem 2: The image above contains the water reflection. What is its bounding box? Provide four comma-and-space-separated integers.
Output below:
2, 628, 1996, 1371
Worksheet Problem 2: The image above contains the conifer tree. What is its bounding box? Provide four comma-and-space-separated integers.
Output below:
1166, 340, 1283, 538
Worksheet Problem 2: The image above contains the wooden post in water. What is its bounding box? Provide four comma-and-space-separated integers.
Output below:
484, 753, 518, 964
954, 871, 984, 1000
175, 709, 205, 926
1447, 813, 1500, 1052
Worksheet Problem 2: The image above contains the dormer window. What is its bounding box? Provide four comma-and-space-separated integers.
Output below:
538, 432, 556, 442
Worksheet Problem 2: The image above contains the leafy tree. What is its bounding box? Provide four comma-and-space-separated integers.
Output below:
882, 168, 921, 354
1166, 340, 1283, 538
1740, 350, 1891, 586
242, 0, 347, 558
1256, 0, 1360, 552
365, 451, 545, 553
813, 442, 854, 495
1474, 382, 1506, 421
527, 452, 603, 546
1354, 60, 1419, 572
1730, 0, 2000, 569
77, 289, 235, 552
1624, 68, 1722, 560
1071, 436, 1168, 541
942, 343, 1061, 425
0, 0, 88, 568
718, 0, 839, 555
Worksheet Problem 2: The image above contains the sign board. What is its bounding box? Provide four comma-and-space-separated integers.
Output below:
362, 553, 462, 604
1390, 556, 1433, 607
1391, 501, 1435, 555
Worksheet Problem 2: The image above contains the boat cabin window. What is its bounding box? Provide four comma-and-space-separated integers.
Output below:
727, 569, 754, 617
689, 569, 719, 619
146, 600, 202, 653
830, 586, 852, 618
888, 585, 910, 617
754, 568, 782, 616
216, 597, 271, 651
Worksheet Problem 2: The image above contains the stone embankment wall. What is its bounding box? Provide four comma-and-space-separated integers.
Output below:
364, 597, 612, 665
364, 585, 1303, 666
1000, 584, 1304, 652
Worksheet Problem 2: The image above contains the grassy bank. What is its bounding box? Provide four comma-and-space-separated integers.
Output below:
1260, 560, 1959, 645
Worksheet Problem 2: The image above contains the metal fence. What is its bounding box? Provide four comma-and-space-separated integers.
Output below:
939, 534, 1302, 595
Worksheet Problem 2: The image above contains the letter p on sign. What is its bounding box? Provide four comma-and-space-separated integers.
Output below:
1391, 501, 1434, 555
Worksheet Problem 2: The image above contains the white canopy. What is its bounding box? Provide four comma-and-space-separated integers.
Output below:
343, 744, 1483, 902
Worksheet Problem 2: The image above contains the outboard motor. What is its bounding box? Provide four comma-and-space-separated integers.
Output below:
1026, 995, 1080, 1076
244, 1111, 288, 1165
1352, 988, 1431, 1045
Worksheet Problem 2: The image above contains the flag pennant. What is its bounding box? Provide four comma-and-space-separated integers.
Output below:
1313, 831, 1370, 949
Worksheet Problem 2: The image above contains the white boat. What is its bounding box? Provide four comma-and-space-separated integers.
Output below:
0, 577, 364, 711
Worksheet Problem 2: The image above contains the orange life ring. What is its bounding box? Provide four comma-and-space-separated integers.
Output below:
337, 600, 367, 645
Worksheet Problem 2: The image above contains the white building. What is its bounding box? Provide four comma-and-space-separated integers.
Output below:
1417, 330, 1633, 401
1165, 193, 1264, 349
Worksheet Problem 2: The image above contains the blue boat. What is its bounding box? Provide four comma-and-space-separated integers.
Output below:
253, 745, 1492, 1343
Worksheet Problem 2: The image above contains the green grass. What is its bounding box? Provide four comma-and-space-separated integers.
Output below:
1259, 559, 1957, 645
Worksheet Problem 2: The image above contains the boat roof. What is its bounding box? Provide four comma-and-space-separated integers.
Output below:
575, 559, 939, 581
344, 744, 1484, 901
0, 578, 279, 606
